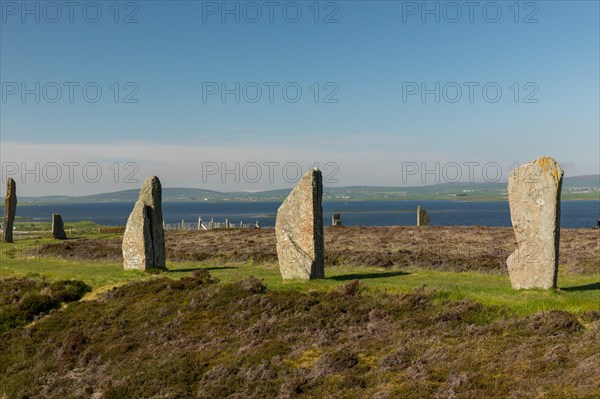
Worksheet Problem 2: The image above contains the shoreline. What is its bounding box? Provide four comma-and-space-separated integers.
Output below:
11, 197, 600, 206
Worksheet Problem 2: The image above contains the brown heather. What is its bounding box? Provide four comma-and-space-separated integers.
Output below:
34, 226, 599, 275
0, 274, 598, 398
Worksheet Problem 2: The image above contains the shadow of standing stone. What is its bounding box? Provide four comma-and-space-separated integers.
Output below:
275, 168, 325, 280
506, 156, 563, 289
3, 178, 16, 243
122, 176, 166, 270
52, 214, 67, 240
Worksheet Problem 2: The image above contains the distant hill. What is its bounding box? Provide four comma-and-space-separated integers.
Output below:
74, 188, 223, 203
19, 175, 599, 204
562, 174, 600, 188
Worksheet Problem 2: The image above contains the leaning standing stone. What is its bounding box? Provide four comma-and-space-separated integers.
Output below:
506, 156, 563, 289
417, 206, 430, 226
122, 176, 166, 270
3, 178, 17, 243
52, 214, 67, 240
275, 168, 325, 280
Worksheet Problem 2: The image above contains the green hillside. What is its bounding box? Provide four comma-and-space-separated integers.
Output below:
18, 175, 599, 204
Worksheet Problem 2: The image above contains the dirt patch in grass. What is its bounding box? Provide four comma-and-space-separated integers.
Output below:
0, 275, 598, 398
32, 227, 599, 274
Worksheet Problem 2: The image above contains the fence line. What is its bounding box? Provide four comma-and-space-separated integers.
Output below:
163, 218, 261, 231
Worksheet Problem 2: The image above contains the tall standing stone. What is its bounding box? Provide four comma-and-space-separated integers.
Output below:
417, 206, 430, 226
506, 156, 563, 289
52, 214, 67, 240
122, 176, 166, 270
3, 178, 16, 243
276, 168, 324, 280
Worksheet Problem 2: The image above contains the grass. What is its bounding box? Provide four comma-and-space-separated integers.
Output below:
1, 235, 597, 316
12, 220, 124, 234
0, 231, 598, 398
1, 272, 598, 398
162, 262, 599, 316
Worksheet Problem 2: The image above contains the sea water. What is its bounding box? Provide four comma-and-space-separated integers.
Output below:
9, 200, 600, 229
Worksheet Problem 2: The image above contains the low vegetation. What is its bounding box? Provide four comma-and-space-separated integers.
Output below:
11, 220, 124, 235
0, 227, 598, 398
0, 273, 598, 398
31, 226, 600, 274
0, 277, 90, 332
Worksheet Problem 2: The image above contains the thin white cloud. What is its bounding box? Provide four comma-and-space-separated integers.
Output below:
0, 140, 587, 196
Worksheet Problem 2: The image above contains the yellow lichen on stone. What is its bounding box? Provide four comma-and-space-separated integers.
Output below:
535, 156, 552, 172
534, 156, 562, 184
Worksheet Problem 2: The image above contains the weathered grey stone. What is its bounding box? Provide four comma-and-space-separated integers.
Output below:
332, 213, 342, 226
275, 168, 324, 280
122, 176, 166, 270
52, 214, 67, 240
122, 201, 153, 270
3, 178, 16, 243
417, 206, 430, 226
506, 156, 563, 289
139, 176, 166, 267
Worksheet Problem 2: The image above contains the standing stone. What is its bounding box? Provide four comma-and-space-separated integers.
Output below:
52, 214, 67, 240
122, 176, 166, 270
332, 213, 342, 226
506, 156, 563, 289
3, 178, 16, 243
122, 201, 153, 270
417, 206, 430, 226
276, 168, 324, 280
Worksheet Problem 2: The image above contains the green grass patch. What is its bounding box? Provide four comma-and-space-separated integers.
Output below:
1, 235, 597, 316
12, 220, 124, 235
1, 230, 598, 399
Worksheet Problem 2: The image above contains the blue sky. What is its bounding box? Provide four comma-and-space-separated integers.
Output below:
1, 0, 598, 195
